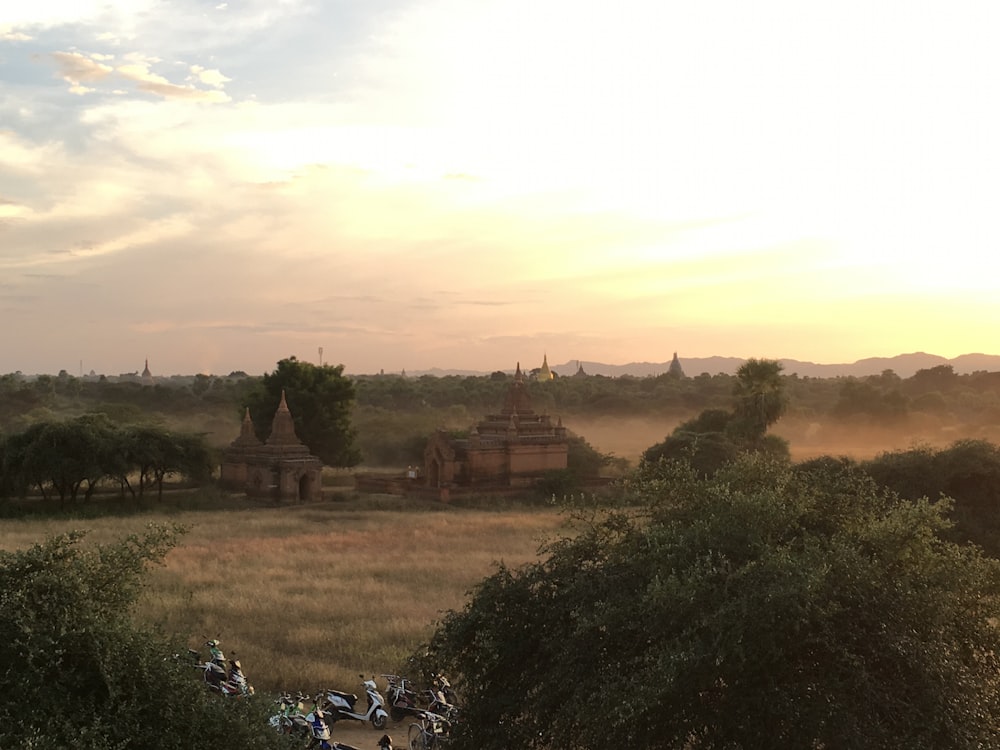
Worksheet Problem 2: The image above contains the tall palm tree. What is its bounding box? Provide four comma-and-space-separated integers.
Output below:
732, 358, 786, 442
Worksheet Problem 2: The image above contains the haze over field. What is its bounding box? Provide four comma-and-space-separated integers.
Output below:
3, 2, 999, 377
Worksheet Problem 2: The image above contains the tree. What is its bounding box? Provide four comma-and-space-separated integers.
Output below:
642, 427, 740, 478
422, 454, 1000, 749
832, 378, 909, 422
0, 526, 288, 749
731, 357, 786, 442
1, 419, 215, 504
863, 439, 1000, 556
2, 415, 117, 505
119, 426, 214, 500
641, 391, 790, 478
245, 357, 361, 467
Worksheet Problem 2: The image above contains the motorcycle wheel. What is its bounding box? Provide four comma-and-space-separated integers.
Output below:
390, 706, 406, 723
372, 713, 388, 731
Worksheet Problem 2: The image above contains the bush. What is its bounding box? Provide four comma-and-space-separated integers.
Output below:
0, 525, 290, 749
423, 454, 1000, 749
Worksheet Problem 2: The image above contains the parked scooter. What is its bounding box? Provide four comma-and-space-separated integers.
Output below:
430, 673, 458, 707
189, 647, 225, 690
424, 673, 459, 723
306, 695, 335, 750
305, 695, 368, 750
225, 656, 254, 697
382, 674, 422, 723
188, 641, 254, 697
269, 693, 312, 737
424, 689, 459, 724
323, 675, 389, 730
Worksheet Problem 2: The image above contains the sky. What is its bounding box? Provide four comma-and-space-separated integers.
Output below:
2, 1, 999, 377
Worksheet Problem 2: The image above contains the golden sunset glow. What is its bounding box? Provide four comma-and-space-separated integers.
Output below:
2, 1, 998, 375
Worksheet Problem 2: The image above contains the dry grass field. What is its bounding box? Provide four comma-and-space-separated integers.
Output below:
0, 493, 566, 707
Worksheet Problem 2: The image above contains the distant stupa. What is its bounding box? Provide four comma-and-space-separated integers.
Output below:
140, 358, 155, 386
667, 352, 685, 378
536, 353, 554, 381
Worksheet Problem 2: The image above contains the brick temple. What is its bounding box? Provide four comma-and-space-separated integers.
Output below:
422, 362, 568, 490
220, 390, 323, 502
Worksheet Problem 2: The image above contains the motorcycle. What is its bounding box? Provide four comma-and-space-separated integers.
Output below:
429, 673, 458, 707
306, 696, 334, 750
305, 695, 367, 750
269, 693, 312, 738
423, 689, 459, 724
224, 656, 254, 697
187, 646, 227, 692
424, 674, 459, 723
382, 674, 422, 723
323, 675, 389, 730
188, 641, 254, 697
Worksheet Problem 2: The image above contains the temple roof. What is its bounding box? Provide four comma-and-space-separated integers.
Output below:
231, 407, 263, 447
267, 390, 304, 446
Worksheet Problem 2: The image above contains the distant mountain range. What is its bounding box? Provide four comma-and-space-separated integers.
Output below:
412, 352, 1000, 380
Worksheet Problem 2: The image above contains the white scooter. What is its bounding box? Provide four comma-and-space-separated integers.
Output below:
323, 675, 389, 730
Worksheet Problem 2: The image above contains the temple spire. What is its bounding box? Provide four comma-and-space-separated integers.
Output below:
268, 389, 302, 445
231, 407, 262, 447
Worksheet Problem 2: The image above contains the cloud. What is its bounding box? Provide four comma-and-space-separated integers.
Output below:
189, 65, 231, 89
48, 50, 231, 102
1, 27, 33, 41
118, 62, 230, 102
50, 51, 113, 94
0, 130, 63, 174
0, 200, 30, 221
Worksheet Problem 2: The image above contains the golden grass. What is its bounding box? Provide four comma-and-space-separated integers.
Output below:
0, 495, 566, 697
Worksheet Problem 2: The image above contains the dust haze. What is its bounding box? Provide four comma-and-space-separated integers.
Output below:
570, 414, 1000, 466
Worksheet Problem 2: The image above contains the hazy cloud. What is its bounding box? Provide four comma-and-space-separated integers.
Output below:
46, 50, 232, 101
190, 65, 231, 88
1, 28, 33, 41
50, 50, 113, 93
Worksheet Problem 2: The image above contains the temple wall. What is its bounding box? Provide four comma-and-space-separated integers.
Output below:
219, 461, 248, 488
508, 443, 569, 476
466, 446, 509, 485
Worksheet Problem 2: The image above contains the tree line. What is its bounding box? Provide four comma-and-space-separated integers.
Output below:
4, 362, 1000, 432
0, 415, 213, 506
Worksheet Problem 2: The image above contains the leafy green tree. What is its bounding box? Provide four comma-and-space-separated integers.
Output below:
147, 430, 213, 500
642, 427, 740, 478
246, 357, 361, 467
863, 439, 1000, 556
831, 378, 909, 422
642, 404, 790, 478
1, 416, 116, 505
0, 526, 289, 749
908, 364, 960, 394
1, 418, 215, 505
643, 360, 789, 477
422, 455, 1000, 749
